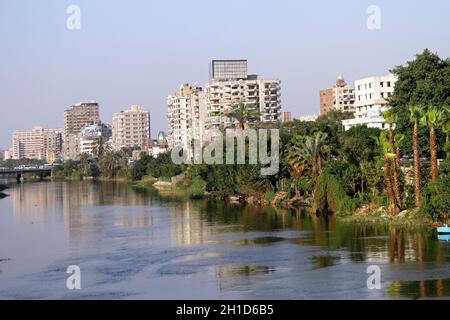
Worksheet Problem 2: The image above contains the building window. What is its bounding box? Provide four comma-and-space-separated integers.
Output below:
387, 82, 391, 87
380, 82, 384, 87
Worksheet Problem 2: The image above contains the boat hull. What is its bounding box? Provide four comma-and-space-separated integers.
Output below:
437, 227, 450, 234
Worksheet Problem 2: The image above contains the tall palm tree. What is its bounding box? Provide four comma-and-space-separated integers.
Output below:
79, 153, 90, 177
382, 109, 402, 209
408, 105, 422, 207
374, 131, 400, 215
441, 106, 450, 159
288, 132, 328, 181
420, 107, 443, 182
226, 103, 261, 130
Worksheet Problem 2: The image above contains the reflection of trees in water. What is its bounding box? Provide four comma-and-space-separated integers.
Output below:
388, 278, 450, 299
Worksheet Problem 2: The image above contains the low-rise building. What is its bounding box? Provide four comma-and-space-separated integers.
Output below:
342, 74, 397, 131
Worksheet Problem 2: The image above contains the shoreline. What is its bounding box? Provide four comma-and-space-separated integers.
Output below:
132, 178, 439, 230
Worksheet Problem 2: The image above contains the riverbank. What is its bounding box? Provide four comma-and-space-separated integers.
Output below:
133, 178, 440, 229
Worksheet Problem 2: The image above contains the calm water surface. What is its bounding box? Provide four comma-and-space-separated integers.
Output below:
0, 181, 449, 299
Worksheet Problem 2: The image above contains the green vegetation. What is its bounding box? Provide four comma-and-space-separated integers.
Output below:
52, 137, 132, 181
128, 49, 450, 225
12, 50, 447, 225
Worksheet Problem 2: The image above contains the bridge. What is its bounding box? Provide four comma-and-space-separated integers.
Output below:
0, 168, 53, 182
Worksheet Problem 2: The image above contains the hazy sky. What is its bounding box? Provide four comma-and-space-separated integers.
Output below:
1, 0, 450, 149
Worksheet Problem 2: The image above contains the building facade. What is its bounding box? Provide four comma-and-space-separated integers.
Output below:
210, 60, 248, 80
167, 84, 206, 155
342, 74, 397, 131
320, 77, 355, 115
205, 77, 281, 130
79, 123, 112, 156
282, 112, 292, 123
111, 105, 151, 151
12, 127, 62, 161
63, 101, 100, 160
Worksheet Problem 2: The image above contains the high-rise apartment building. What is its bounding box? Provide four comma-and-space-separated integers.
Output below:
12, 127, 62, 162
167, 84, 206, 155
63, 101, 100, 159
167, 60, 282, 157
320, 77, 355, 115
111, 105, 151, 151
342, 74, 397, 131
205, 69, 281, 129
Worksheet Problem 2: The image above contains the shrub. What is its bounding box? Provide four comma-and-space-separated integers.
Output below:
312, 171, 360, 216
186, 177, 207, 199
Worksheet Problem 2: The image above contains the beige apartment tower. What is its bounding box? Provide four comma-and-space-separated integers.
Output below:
12, 127, 62, 162
111, 105, 151, 151
63, 101, 100, 160
167, 84, 206, 154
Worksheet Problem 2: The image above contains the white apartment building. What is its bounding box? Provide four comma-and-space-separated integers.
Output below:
167, 84, 206, 155
112, 105, 151, 151
12, 127, 63, 162
205, 77, 281, 129
342, 74, 397, 131
79, 123, 112, 156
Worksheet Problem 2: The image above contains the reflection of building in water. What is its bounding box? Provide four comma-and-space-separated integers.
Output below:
58, 181, 156, 251
11, 182, 64, 222
170, 201, 212, 245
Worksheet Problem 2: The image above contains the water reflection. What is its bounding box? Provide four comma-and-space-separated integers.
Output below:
2, 181, 450, 299
389, 278, 450, 299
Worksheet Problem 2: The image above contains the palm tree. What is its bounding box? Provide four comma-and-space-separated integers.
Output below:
374, 131, 400, 215
441, 106, 450, 159
382, 109, 402, 209
93, 136, 111, 158
98, 151, 120, 178
420, 107, 443, 182
226, 103, 261, 130
408, 105, 422, 207
79, 153, 90, 177
286, 135, 308, 197
288, 132, 328, 181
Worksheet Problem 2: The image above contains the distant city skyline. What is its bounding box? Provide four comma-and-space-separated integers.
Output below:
1, 0, 450, 149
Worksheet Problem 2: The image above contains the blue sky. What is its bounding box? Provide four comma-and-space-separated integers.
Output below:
1, 0, 450, 149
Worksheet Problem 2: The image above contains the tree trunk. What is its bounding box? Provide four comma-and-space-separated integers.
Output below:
385, 152, 399, 215
446, 133, 449, 159
389, 127, 402, 209
430, 126, 438, 182
413, 122, 421, 207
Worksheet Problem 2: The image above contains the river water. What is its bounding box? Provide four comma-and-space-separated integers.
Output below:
0, 181, 449, 299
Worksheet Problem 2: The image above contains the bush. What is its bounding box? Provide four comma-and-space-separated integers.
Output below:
421, 176, 450, 221
312, 171, 360, 216
185, 177, 207, 199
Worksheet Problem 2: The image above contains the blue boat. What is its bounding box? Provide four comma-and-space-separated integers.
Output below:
437, 226, 450, 234
438, 234, 450, 241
